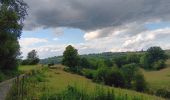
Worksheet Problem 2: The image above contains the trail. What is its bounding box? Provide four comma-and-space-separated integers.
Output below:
0, 78, 15, 100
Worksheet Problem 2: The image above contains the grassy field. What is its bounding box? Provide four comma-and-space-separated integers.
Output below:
142, 59, 170, 90
18, 65, 42, 72
27, 65, 163, 100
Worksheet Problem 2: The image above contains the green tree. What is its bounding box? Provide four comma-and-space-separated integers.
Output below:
127, 54, 140, 64
79, 57, 90, 68
121, 63, 138, 88
134, 72, 147, 92
62, 45, 80, 70
26, 50, 40, 65
0, 0, 27, 70
113, 56, 127, 68
140, 46, 167, 70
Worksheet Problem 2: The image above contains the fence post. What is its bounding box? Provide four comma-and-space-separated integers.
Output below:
16, 75, 19, 99
21, 75, 25, 100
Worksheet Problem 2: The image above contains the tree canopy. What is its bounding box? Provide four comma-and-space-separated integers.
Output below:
0, 0, 27, 70
62, 45, 80, 68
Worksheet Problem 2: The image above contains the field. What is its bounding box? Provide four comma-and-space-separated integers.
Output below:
18, 65, 42, 72
142, 59, 170, 89
25, 65, 163, 100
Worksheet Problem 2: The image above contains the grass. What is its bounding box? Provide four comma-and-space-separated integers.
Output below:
28, 64, 163, 100
142, 59, 170, 90
18, 65, 42, 72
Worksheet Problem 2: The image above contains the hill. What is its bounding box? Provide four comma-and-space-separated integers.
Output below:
20, 65, 164, 100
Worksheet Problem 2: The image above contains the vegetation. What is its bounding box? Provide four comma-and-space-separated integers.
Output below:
62, 45, 80, 72
22, 50, 40, 65
0, 0, 27, 70
140, 47, 168, 70
7, 65, 163, 99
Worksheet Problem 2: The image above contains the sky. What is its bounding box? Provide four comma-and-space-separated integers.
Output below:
20, 0, 170, 59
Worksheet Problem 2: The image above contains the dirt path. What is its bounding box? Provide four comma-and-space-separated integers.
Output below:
0, 78, 15, 100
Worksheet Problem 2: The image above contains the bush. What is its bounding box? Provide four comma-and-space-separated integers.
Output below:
93, 67, 108, 83
105, 68, 125, 87
0, 71, 5, 82
93, 67, 125, 88
82, 69, 95, 79
156, 88, 170, 99
122, 63, 138, 88
153, 60, 166, 70
134, 72, 147, 92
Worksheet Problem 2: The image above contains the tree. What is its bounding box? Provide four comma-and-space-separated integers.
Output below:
121, 63, 138, 88
62, 45, 80, 70
147, 46, 167, 63
127, 54, 140, 64
0, 0, 28, 70
113, 56, 127, 68
26, 50, 40, 65
140, 46, 167, 70
134, 72, 147, 92
79, 57, 90, 68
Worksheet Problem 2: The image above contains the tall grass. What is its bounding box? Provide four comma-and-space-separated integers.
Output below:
40, 85, 146, 100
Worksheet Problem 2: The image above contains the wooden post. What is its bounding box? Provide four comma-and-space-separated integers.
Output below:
17, 75, 19, 99
21, 75, 25, 100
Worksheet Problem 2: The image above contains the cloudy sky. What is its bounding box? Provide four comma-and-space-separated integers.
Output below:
20, 0, 170, 58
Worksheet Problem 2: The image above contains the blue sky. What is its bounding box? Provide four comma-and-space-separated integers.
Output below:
20, 0, 170, 58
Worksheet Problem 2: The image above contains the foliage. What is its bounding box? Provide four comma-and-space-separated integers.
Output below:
155, 88, 170, 99
62, 45, 80, 69
121, 63, 147, 91
93, 67, 126, 88
0, 71, 5, 82
104, 67, 125, 87
140, 46, 168, 70
0, 0, 27, 70
41, 85, 147, 100
79, 57, 91, 68
134, 72, 147, 92
22, 50, 40, 65
122, 63, 139, 88
82, 69, 95, 79
127, 54, 140, 64
113, 56, 128, 68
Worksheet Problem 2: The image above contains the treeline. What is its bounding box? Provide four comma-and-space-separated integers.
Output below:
62, 45, 168, 93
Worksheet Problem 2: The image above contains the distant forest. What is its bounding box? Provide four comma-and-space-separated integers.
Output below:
40, 50, 170, 65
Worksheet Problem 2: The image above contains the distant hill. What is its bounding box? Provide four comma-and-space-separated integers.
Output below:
39, 51, 143, 64
40, 50, 170, 64
39, 56, 63, 65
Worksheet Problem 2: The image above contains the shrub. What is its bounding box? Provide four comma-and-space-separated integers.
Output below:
82, 69, 95, 79
93, 67, 108, 83
156, 88, 170, 99
0, 71, 5, 82
153, 60, 166, 70
122, 63, 138, 88
134, 72, 147, 92
105, 68, 125, 87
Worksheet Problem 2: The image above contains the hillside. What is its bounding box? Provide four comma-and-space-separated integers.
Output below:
40, 49, 170, 65
22, 65, 163, 100
142, 59, 170, 90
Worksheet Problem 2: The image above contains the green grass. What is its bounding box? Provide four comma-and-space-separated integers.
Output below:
18, 65, 42, 72
30, 65, 163, 100
142, 59, 170, 90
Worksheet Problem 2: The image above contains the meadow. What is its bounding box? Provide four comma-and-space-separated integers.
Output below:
142, 59, 170, 89
16, 64, 163, 100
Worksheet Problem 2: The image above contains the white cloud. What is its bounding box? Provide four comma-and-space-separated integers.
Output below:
19, 38, 48, 47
